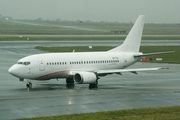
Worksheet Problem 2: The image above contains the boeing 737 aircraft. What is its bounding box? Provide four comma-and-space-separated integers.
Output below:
8, 15, 173, 89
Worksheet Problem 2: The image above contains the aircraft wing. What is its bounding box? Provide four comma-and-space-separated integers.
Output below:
97, 67, 168, 75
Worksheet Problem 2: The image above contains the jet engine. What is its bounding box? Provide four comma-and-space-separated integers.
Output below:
74, 72, 97, 84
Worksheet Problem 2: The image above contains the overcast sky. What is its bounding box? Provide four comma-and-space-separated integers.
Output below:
0, 0, 179, 23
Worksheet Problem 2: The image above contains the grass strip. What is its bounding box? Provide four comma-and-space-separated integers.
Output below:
19, 106, 180, 120
1, 36, 180, 41
35, 46, 179, 64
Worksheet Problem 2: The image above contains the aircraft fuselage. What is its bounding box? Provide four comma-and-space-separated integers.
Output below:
9, 52, 140, 80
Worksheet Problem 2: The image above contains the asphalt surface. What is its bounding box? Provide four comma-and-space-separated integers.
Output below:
0, 41, 180, 120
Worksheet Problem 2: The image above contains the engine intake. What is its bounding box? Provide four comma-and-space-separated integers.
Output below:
74, 72, 97, 84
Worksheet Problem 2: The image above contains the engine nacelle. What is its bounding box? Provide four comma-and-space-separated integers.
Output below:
74, 72, 97, 84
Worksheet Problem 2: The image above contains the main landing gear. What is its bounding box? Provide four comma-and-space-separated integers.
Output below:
89, 80, 98, 89
66, 78, 98, 89
66, 78, 74, 88
66, 78, 74, 84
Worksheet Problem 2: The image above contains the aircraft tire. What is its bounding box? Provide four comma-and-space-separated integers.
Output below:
66, 78, 74, 84
26, 82, 32, 88
89, 80, 98, 89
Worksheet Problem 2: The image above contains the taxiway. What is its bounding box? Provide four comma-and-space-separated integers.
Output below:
0, 41, 180, 120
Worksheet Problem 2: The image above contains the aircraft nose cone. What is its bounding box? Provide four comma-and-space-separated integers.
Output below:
8, 65, 21, 78
8, 65, 25, 79
8, 65, 16, 75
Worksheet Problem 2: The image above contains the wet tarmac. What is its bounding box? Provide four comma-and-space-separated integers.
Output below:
0, 41, 180, 120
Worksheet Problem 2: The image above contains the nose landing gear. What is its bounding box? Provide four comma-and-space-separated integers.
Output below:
26, 82, 32, 91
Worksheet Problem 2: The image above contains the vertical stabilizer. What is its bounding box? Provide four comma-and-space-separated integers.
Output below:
108, 15, 145, 52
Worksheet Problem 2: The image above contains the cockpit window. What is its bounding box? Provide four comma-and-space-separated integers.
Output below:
23, 62, 30, 65
17, 61, 30, 66
17, 62, 23, 65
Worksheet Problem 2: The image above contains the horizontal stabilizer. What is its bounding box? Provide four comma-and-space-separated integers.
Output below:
134, 51, 175, 57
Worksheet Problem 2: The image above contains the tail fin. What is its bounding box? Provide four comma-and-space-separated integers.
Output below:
108, 15, 145, 53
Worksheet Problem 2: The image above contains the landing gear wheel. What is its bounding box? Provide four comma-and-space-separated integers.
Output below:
89, 80, 98, 89
26, 82, 32, 91
66, 78, 75, 89
66, 78, 74, 84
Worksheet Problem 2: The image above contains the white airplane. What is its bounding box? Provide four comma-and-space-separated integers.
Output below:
8, 15, 173, 89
